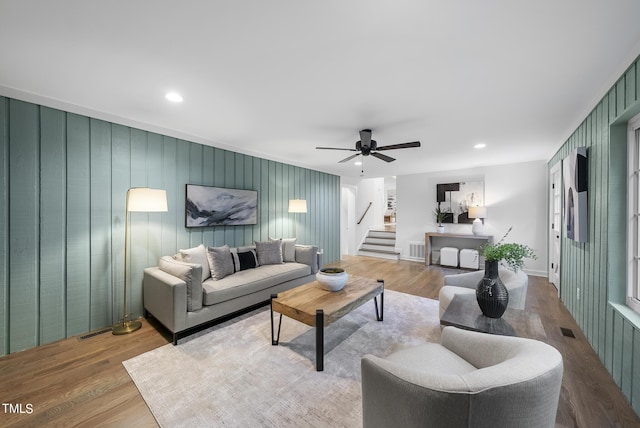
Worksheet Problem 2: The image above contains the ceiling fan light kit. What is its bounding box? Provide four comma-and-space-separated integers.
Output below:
316, 129, 421, 165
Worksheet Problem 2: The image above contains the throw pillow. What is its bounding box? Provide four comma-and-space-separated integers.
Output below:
270, 237, 296, 262
206, 245, 235, 280
295, 245, 319, 273
158, 256, 203, 312
255, 240, 283, 265
179, 244, 210, 281
237, 245, 257, 254
232, 250, 258, 271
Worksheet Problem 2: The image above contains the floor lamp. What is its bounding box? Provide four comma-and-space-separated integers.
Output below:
113, 187, 168, 335
288, 199, 307, 238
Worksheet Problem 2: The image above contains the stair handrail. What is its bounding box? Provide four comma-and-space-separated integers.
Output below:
357, 202, 373, 225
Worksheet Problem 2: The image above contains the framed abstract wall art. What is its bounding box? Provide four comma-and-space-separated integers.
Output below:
185, 184, 258, 227
436, 180, 484, 224
563, 147, 588, 242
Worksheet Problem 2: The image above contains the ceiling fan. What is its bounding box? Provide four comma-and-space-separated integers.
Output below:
316, 129, 421, 163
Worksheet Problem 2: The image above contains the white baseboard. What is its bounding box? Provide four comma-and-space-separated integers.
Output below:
523, 269, 548, 277
400, 255, 425, 263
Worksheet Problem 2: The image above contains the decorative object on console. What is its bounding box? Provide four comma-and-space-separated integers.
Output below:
114, 187, 168, 335
288, 199, 307, 238
468, 206, 487, 235
476, 227, 536, 318
433, 206, 446, 233
316, 267, 348, 291
185, 184, 257, 227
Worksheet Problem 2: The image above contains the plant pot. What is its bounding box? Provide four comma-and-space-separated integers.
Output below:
436, 225, 445, 233
476, 260, 509, 318
316, 268, 348, 292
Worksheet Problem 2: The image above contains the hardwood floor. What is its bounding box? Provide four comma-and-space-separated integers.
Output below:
0, 255, 638, 427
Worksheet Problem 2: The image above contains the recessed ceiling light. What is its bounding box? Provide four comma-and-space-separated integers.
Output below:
474, 143, 487, 149
165, 92, 183, 103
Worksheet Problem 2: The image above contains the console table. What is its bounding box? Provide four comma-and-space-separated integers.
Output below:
425, 232, 492, 266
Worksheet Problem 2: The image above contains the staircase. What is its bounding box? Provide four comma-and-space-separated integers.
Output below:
358, 229, 400, 260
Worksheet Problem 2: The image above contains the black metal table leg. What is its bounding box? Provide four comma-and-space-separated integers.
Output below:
316, 309, 324, 371
374, 279, 384, 321
270, 294, 282, 345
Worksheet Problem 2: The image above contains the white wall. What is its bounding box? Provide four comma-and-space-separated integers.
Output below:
395, 160, 548, 276
340, 185, 357, 257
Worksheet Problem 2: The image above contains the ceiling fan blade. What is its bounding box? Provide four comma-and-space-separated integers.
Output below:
359, 129, 372, 147
375, 141, 421, 151
339, 153, 361, 163
316, 146, 358, 151
371, 152, 395, 163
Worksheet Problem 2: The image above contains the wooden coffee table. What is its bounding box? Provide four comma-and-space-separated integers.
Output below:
440, 294, 547, 341
270, 276, 384, 371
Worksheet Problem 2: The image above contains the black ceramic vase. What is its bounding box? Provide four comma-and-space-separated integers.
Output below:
476, 260, 509, 318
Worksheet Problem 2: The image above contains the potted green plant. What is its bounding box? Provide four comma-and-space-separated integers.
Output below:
433, 206, 446, 233
481, 227, 536, 272
477, 227, 536, 318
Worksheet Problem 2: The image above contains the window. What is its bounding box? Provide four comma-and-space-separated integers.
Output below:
627, 112, 640, 314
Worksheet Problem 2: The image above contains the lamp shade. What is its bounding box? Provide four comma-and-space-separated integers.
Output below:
288, 199, 308, 213
468, 206, 487, 219
127, 188, 168, 212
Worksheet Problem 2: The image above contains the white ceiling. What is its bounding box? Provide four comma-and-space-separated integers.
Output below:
2, 1, 640, 178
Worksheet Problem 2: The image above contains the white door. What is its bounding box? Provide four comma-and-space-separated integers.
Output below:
549, 162, 562, 291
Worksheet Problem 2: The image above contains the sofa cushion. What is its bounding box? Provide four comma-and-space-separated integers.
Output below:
206, 245, 235, 280
255, 240, 283, 265
202, 262, 311, 305
158, 256, 203, 312
386, 343, 477, 375
179, 244, 210, 282
231, 249, 258, 272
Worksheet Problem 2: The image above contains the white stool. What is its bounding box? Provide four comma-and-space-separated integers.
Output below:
460, 249, 479, 269
440, 247, 459, 267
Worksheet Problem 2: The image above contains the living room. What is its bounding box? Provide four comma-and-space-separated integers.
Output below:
2, 2, 640, 427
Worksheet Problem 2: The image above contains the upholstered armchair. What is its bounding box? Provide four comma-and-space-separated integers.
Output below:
439, 266, 528, 318
361, 326, 563, 428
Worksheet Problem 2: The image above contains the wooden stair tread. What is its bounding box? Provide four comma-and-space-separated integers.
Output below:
359, 248, 400, 255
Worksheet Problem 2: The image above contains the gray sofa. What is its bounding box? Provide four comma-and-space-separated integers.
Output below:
361, 326, 563, 428
143, 240, 322, 344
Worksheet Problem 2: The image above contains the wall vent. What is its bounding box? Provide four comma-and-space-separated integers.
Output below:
560, 327, 576, 338
409, 241, 425, 259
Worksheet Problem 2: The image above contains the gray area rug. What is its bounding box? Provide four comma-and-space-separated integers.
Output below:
123, 290, 441, 427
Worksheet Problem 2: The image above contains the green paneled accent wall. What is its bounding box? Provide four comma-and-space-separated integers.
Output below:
0, 96, 340, 356
548, 55, 640, 414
